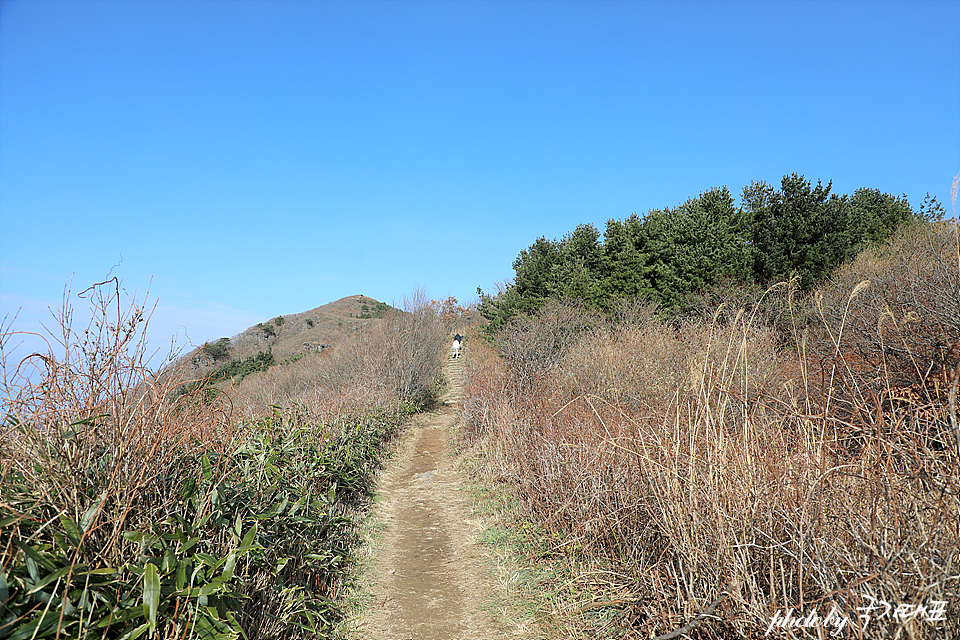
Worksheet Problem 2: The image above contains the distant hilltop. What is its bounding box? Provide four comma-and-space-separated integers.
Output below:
174, 295, 394, 380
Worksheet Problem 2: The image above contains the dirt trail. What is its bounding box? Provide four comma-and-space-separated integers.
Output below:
353, 349, 527, 640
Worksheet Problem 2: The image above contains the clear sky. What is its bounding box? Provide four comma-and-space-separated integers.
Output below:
2, 0, 958, 368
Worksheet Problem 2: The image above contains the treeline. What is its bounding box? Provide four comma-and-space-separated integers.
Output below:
479, 173, 945, 330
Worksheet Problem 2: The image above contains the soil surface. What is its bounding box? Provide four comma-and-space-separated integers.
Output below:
352, 350, 530, 640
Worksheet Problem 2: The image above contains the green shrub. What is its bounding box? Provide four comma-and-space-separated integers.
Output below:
175, 351, 276, 401
359, 301, 391, 319
281, 352, 305, 366
1, 407, 407, 639
0, 281, 434, 639
202, 337, 232, 361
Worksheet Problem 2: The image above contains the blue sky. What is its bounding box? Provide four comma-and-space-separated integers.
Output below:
2, 0, 958, 368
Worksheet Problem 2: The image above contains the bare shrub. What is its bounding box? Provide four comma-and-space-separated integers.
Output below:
457, 330, 508, 447
809, 221, 960, 457
495, 298, 601, 390
608, 296, 660, 328
374, 289, 449, 406
812, 221, 959, 390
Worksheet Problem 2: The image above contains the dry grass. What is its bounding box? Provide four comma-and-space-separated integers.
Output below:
460, 224, 960, 639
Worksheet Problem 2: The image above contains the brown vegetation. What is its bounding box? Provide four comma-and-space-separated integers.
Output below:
180, 294, 392, 382
460, 222, 959, 638
229, 290, 453, 416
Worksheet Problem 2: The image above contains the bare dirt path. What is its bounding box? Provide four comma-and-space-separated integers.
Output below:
351, 349, 530, 640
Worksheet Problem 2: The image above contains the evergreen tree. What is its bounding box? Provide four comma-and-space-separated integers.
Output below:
746, 173, 840, 289
850, 188, 916, 246
601, 214, 652, 299
480, 174, 928, 329
641, 187, 751, 307
555, 224, 605, 307
745, 174, 924, 289
513, 236, 562, 306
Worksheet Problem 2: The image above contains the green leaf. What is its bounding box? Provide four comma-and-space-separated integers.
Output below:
181, 536, 200, 554
239, 522, 257, 549
222, 552, 236, 582
199, 578, 226, 597
175, 559, 187, 590
0, 514, 23, 529
26, 564, 72, 595
81, 491, 109, 533
118, 621, 151, 640
124, 531, 146, 543
58, 513, 82, 544
194, 552, 219, 569
196, 510, 214, 528
142, 562, 160, 637
162, 548, 176, 573
12, 539, 56, 574
124, 531, 162, 550
7, 610, 61, 640
202, 453, 213, 481
193, 613, 236, 640
224, 610, 249, 640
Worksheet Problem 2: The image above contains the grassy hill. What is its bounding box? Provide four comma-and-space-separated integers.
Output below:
176, 294, 394, 382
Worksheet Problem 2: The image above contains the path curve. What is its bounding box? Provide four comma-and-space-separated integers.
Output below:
352, 343, 524, 640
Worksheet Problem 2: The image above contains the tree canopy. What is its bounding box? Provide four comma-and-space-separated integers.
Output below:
478, 174, 938, 331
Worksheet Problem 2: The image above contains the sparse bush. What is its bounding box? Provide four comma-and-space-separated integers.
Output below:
495, 298, 600, 390
377, 290, 453, 406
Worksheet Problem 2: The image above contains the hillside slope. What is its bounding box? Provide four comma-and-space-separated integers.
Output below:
175, 294, 394, 381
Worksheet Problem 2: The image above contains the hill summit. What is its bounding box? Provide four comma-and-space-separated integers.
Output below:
180, 295, 394, 380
